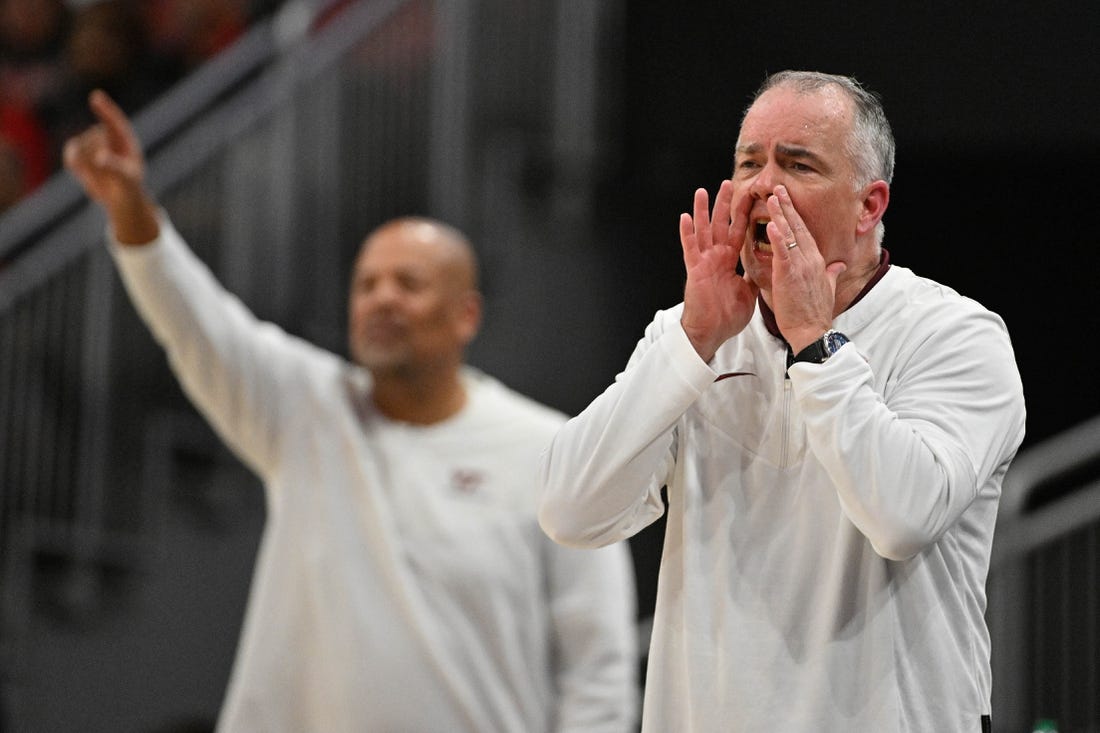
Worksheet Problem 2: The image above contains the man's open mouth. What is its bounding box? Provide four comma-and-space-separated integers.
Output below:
753, 219, 771, 253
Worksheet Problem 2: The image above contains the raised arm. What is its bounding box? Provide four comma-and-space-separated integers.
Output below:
63, 90, 313, 481
538, 183, 747, 547
63, 90, 159, 245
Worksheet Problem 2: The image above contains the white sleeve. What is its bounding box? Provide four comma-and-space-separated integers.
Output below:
109, 214, 304, 479
789, 309, 1026, 561
545, 539, 639, 733
537, 309, 715, 548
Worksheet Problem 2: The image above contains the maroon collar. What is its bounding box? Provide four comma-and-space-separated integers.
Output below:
759, 249, 891, 340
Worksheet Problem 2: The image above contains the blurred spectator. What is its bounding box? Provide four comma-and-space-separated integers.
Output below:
40, 0, 174, 156
67, 1, 159, 97
140, 0, 249, 78
0, 0, 279, 214
0, 0, 71, 109
0, 101, 51, 212
0, 139, 25, 212
0, 0, 70, 208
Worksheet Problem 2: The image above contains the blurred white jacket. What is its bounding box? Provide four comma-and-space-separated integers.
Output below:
110, 216, 638, 733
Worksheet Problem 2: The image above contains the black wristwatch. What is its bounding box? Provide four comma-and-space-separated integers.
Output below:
791, 329, 850, 365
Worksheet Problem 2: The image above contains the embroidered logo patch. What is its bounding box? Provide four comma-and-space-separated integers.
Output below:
450, 468, 485, 494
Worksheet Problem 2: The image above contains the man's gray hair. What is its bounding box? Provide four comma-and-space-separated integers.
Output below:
747, 70, 896, 187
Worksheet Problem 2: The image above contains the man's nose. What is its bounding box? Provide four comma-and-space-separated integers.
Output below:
361, 280, 401, 309
749, 161, 782, 200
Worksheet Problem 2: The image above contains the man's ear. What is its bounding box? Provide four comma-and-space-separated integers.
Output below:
857, 180, 890, 236
457, 291, 483, 346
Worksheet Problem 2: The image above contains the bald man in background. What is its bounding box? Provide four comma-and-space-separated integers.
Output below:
64, 90, 638, 733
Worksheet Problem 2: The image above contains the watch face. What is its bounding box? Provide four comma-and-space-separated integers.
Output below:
824, 330, 849, 355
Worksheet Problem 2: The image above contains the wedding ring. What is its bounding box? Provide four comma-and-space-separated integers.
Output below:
785, 240, 798, 249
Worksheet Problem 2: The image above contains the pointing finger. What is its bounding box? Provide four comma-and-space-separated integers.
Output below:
89, 89, 139, 155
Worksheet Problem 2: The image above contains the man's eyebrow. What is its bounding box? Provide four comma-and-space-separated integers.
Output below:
775, 143, 827, 167
734, 142, 828, 166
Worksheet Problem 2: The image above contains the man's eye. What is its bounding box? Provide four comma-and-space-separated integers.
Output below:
790, 162, 814, 172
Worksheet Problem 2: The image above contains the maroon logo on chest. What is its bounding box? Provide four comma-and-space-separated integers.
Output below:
450, 468, 486, 494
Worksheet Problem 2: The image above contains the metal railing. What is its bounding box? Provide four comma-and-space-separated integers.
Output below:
990, 415, 1100, 732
